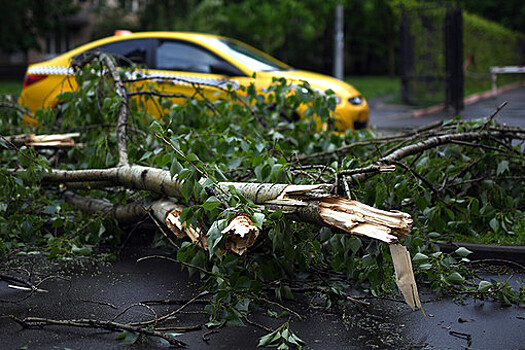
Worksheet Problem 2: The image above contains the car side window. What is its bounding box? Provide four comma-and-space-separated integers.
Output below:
96, 39, 152, 67
156, 40, 226, 74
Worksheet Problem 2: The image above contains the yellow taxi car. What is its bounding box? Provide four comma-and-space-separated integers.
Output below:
19, 32, 369, 131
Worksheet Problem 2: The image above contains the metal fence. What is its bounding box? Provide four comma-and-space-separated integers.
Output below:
399, 3, 464, 113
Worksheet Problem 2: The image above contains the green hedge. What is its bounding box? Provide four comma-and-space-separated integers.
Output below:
464, 12, 525, 94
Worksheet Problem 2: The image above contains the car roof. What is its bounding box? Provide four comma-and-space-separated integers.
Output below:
39, 31, 289, 74
54, 32, 223, 60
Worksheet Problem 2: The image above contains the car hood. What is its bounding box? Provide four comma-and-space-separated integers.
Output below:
256, 70, 361, 97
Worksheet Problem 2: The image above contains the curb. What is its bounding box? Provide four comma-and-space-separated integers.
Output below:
437, 242, 525, 266
412, 81, 525, 118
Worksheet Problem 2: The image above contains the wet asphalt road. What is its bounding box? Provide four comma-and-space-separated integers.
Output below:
1, 247, 524, 350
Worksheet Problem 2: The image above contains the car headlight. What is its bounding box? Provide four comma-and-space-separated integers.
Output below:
348, 96, 364, 105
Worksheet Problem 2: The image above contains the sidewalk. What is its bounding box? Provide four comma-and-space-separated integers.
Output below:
368, 84, 525, 131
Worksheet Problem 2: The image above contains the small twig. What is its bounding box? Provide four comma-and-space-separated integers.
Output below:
129, 291, 210, 326
0, 101, 35, 120
141, 299, 210, 305
146, 211, 180, 249
110, 303, 158, 325
156, 133, 208, 178
127, 90, 190, 99
79, 299, 118, 309
202, 329, 218, 342
243, 315, 272, 332
256, 295, 303, 320
155, 324, 202, 331
137, 255, 219, 277
9, 315, 186, 347
469, 259, 525, 271
480, 101, 508, 131
391, 160, 440, 195
100, 54, 129, 167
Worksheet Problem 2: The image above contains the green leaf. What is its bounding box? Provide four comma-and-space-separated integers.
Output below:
446, 272, 465, 285
258, 330, 281, 347
207, 219, 227, 257
71, 244, 92, 255
186, 152, 200, 163
347, 236, 362, 253
283, 285, 294, 300
114, 330, 139, 344
454, 247, 473, 258
181, 179, 194, 202
252, 212, 265, 229
277, 343, 289, 350
497, 160, 509, 175
412, 252, 428, 265
478, 280, 491, 292
202, 196, 222, 211
419, 263, 433, 270
288, 331, 305, 347
170, 159, 183, 178
489, 218, 499, 232
267, 309, 278, 318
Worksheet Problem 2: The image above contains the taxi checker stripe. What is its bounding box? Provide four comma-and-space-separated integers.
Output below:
27, 66, 74, 75
27, 65, 235, 89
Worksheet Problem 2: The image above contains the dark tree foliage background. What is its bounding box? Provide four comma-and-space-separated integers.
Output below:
0, 0, 77, 53
461, 0, 525, 33
130, 0, 524, 76
1, 0, 523, 75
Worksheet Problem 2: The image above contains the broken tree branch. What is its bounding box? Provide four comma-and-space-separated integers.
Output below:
100, 54, 129, 166
39, 169, 412, 244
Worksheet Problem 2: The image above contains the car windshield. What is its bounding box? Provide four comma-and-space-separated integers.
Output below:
206, 38, 290, 72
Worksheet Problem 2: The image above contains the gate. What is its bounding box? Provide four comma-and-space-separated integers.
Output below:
400, 3, 464, 113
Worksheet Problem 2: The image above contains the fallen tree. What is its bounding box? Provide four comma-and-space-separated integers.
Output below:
1, 54, 523, 347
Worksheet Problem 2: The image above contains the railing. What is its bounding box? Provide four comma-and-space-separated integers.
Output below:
490, 66, 525, 96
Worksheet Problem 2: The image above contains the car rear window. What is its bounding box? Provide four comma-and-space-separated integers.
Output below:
94, 38, 152, 67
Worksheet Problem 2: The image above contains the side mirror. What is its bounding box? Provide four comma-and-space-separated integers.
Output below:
210, 61, 244, 76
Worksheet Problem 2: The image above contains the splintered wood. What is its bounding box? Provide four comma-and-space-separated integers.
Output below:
389, 244, 425, 315
6, 133, 80, 147
221, 216, 260, 255
157, 203, 207, 249
318, 197, 413, 244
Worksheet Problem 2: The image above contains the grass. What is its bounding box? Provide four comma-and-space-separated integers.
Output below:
0, 79, 23, 96
345, 76, 400, 99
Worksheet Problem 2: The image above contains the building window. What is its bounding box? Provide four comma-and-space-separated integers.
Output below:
45, 31, 71, 59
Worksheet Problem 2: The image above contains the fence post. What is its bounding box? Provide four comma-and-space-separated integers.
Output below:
399, 5, 412, 104
491, 70, 498, 97
333, 3, 344, 80
445, 6, 464, 114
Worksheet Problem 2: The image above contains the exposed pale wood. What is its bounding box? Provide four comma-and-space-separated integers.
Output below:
318, 197, 412, 243
156, 202, 207, 248
5, 133, 80, 147
221, 216, 260, 255
389, 244, 424, 315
